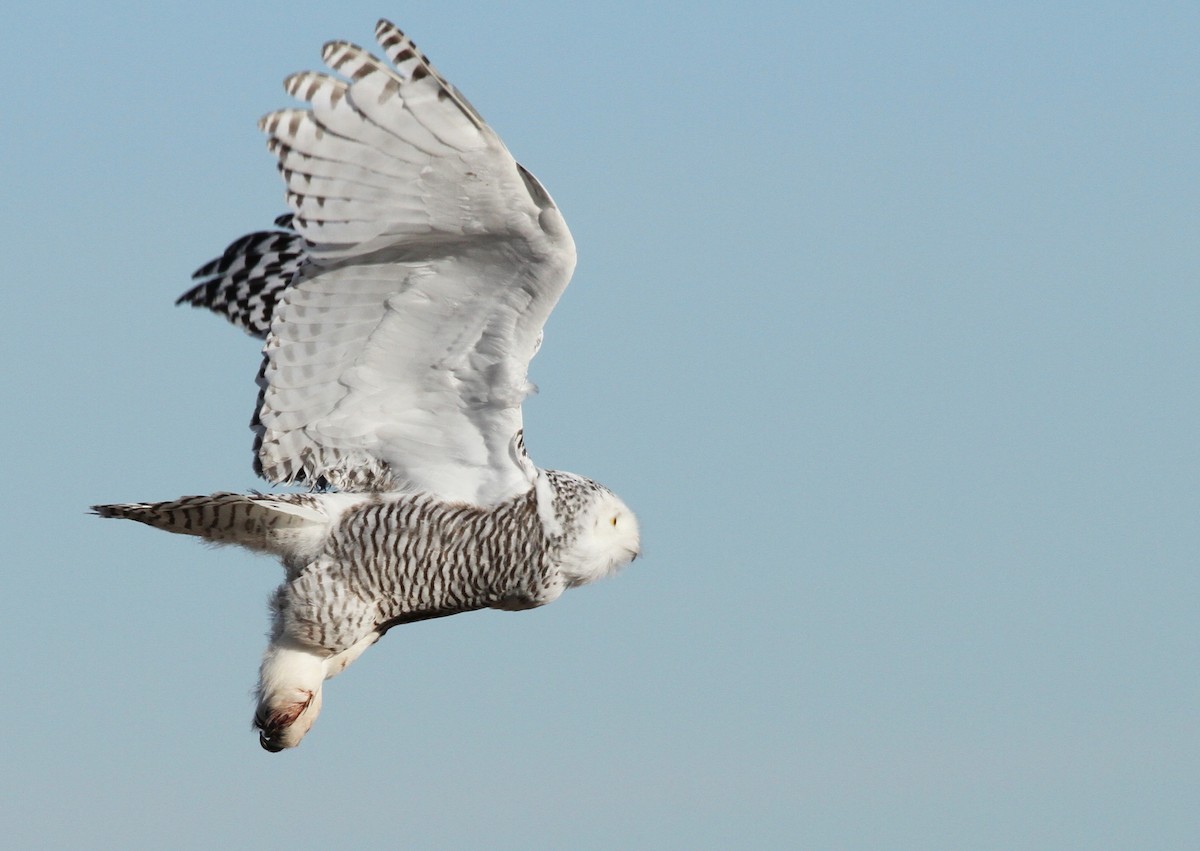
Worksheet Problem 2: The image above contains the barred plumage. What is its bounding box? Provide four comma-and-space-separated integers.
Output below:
278, 488, 553, 655
177, 215, 303, 338
93, 19, 640, 752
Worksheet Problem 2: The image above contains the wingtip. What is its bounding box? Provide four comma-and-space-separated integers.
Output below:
375, 19, 415, 60
282, 71, 306, 98
319, 39, 340, 63
375, 19, 402, 38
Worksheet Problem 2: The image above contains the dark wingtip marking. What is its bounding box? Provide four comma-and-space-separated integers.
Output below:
376, 19, 406, 42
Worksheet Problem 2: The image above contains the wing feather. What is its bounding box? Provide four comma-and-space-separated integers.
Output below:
320, 43, 458, 156
178, 221, 304, 338
259, 110, 417, 182
251, 20, 575, 504
283, 69, 429, 165
280, 170, 415, 206
269, 139, 402, 187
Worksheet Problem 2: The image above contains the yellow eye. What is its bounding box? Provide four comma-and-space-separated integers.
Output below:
610, 516, 618, 527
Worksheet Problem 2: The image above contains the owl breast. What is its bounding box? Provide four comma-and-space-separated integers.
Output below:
273, 489, 560, 653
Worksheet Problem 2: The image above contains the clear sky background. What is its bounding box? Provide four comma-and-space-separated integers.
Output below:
3, 1, 1197, 848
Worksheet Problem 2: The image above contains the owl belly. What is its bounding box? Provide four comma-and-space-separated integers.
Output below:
273, 491, 554, 653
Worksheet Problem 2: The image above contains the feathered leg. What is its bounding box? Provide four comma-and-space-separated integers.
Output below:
325, 631, 382, 678
253, 632, 381, 751
254, 577, 383, 755
254, 638, 327, 752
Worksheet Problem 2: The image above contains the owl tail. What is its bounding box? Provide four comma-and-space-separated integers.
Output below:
91, 492, 330, 560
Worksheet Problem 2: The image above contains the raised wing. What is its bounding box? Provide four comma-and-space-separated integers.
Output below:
252, 20, 576, 505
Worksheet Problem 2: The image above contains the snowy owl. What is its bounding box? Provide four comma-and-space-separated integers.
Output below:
93, 19, 641, 752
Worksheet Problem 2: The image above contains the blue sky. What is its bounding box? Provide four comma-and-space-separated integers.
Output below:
4, 1, 1198, 847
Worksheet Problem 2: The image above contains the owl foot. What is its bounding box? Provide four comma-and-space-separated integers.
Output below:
256, 688, 322, 752
255, 640, 327, 752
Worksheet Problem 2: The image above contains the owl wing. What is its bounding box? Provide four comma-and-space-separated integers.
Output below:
249, 20, 576, 505
178, 215, 304, 338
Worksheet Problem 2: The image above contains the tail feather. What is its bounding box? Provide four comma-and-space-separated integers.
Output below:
91, 492, 330, 560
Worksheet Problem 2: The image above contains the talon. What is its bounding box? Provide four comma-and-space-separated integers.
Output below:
255, 688, 319, 752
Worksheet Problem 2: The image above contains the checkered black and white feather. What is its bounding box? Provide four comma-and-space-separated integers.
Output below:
177, 214, 304, 339
93, 19, 640, 752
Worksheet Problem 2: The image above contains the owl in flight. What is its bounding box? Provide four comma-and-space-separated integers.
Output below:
93, 19, 641, 751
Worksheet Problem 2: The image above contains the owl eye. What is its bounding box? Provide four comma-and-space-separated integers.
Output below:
610, 516, 618, 527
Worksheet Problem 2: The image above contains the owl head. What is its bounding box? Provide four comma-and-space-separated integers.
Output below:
544, 471, 641, 587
